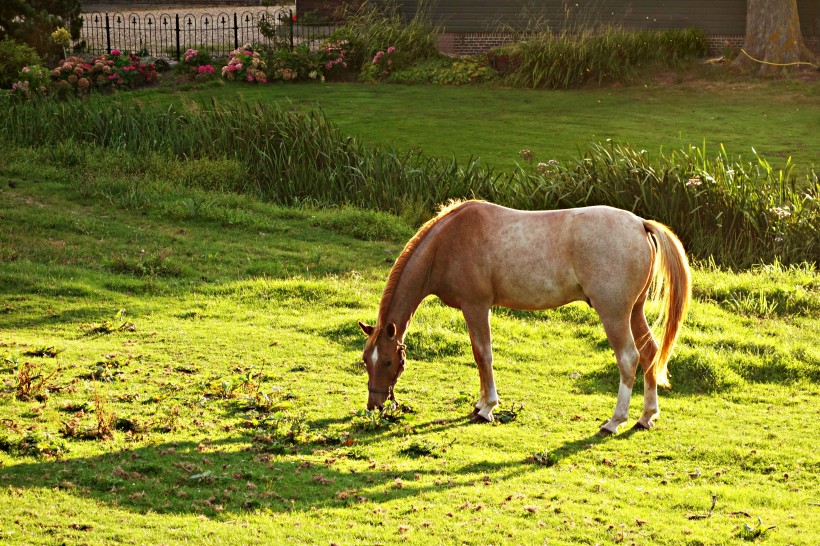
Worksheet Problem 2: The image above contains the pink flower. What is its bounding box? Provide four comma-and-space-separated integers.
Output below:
22, 66, 30, 73
111, 49, 121, 56
387, 46, 396, 53
228, 65, 237, 72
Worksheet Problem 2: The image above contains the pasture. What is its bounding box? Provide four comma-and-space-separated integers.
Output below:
0, 79, 819, 545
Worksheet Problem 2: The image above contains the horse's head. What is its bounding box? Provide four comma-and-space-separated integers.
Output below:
358, 321, 406, 410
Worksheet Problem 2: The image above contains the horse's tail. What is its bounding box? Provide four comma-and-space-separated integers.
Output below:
643, 220, 692, 388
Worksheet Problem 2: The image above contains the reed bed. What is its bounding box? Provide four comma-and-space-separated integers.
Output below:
501, 27, 707, 88
2, 96, 816, 267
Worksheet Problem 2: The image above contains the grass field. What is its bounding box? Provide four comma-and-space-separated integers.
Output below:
0, 77, 819, 544
1, 153, 818, 544
123, 76, 820, 174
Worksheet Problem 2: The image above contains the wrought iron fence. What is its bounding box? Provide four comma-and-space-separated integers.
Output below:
77, 9, 341, 60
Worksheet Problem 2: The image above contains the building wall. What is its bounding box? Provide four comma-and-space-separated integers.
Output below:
394, 0, 820, 56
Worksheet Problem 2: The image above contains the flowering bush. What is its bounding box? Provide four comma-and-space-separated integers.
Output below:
180, 48, 214, 77
222, 45, 267, 83
267, 45, 322, 82
321, 41, 349, 79
10, 65, 51, 98
362, 46, 398, 80
194, 64, 216, 82
51, 51, 156, 95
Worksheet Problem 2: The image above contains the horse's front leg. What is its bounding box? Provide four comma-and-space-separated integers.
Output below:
463, 305, 498, 423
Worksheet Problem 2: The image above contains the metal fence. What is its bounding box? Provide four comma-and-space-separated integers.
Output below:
77, 9, 340, 60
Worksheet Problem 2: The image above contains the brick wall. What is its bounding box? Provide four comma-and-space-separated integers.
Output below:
438, 32, 818, 58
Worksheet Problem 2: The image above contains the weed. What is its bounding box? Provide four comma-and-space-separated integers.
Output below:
15, 361, 61, 401
493, 402, 524, 424
0, 431, 69, 458
529, 450, 560, 467
22, 346, 64, 358
84, 309, 136, 336
400, 439, 441, 458
738, 517, 777, 541
350, 401, 415, 431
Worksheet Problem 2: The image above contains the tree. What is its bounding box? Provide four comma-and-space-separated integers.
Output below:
734, 0, 816, 74
0, 0, 83, 62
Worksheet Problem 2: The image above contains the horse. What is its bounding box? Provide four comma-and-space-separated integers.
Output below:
358, 200, 691, 435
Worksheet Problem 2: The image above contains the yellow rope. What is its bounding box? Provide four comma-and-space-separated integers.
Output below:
740, 48, 818, 68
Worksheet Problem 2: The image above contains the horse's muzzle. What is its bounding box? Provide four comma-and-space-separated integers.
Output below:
367, 385, 392, 411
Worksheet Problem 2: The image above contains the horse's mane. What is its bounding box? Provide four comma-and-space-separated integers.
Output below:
377, 199, 481, 324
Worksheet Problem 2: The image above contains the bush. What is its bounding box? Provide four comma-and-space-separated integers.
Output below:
9, 64, 51, 98
51, 51, 157, 95
179, 48, 215, 79
0, 38, 41, 89
222, 45, 267, 83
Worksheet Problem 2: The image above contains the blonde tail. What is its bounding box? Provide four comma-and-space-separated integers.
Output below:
643, 220, 692, 387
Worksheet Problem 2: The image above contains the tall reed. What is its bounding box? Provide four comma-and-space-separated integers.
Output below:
502, 27, 707, 89
1, 96, 815, 267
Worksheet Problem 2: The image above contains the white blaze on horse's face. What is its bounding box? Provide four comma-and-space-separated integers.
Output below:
358, 321, 406, 410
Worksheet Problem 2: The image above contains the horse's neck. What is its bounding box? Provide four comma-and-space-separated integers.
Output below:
380, 242, 435, 337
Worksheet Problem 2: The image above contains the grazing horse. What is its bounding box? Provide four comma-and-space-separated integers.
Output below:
358, 200, 691, 435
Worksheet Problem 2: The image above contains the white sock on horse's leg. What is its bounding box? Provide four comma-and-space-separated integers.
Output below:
601, 380, 632, 433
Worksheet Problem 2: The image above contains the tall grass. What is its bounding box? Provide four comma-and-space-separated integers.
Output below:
501, 27, 707, 88
329, 1, 441, 72
1, 96, 816, 267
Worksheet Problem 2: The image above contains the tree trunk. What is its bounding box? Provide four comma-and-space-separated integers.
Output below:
734, 0, 816, 74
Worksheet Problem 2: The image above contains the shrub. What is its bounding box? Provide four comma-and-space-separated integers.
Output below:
51, 51, 157, 95
10, 65, 51, 98
267, 44, 319, 82
0, 37, 41, 89
222, 45, 267, 83
179, 48, 214, 78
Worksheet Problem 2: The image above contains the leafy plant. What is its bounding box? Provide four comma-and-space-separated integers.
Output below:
0, 37, 41, 88
738, 517, 777, 541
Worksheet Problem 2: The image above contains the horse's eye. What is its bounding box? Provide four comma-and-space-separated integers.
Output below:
382, 360, 392, 367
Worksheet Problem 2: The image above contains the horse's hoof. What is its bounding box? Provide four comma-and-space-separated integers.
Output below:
471, 413, 492, 424
470, 407, 481, 417
631, 421, 652, 431
597, 427, 615, 437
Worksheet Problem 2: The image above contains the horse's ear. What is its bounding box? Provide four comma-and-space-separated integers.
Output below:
385, 323, 397, 339
358, 321, 375, 336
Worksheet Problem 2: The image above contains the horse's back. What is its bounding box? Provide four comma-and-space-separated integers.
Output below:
429, 202, 653, 311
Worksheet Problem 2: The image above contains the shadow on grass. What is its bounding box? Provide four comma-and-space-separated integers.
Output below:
0, 436, 535, 517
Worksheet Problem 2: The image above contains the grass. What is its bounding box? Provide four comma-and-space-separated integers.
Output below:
109, 75, 820, 175
0, 141, 819, 544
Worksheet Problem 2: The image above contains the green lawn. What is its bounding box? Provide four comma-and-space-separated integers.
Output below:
125, 77, 820, 174
1, 129, 818, 544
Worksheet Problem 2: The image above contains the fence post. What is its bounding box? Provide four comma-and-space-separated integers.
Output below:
175, 14, 181, 61
233, 13, 239, 51
289, 9, 294, 51
105, 13, 111, 54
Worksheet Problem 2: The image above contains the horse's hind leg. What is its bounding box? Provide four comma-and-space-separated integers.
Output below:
462, 304, 498, 423
596, 308, 640, 435
631, 302, 660, 430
